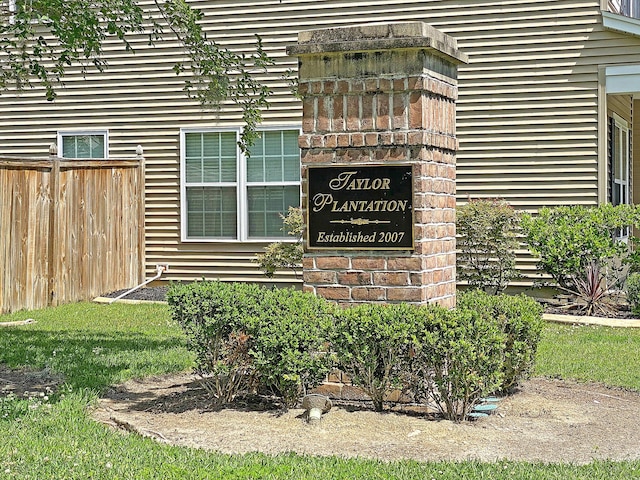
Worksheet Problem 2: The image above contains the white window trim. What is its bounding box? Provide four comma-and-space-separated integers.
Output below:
57, 130, 109, 159
612, 113, 631, 241
180, 126, 301, 243
613, 113, 630, 205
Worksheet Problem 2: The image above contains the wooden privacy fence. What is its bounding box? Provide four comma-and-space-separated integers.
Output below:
0, 147, 145, 314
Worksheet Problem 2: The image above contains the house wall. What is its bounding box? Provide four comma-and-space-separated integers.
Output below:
3, 0, 640, 285
609, 95, 633, 124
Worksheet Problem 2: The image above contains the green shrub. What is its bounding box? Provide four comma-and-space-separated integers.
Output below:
246, 288, 335, 408
167, 281, 264, 408
625, 272, 640, 316
255, 206, 304, 278
521, 204, 640, 312
168, 281, 333, 409
456, 199, 520, 294
331, 303, 417, 412
457, 290, 544, 393
405, 305, 505, 422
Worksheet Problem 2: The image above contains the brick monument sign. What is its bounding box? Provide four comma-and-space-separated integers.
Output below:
287, 22, 468, 308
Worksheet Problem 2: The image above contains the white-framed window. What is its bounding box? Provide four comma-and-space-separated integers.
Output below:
612, 114, 630, 207
57, 131, 108, 159
612, 114, 631, 240
180, 127, 300, 242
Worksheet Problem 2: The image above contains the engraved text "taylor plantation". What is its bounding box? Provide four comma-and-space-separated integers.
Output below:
312, 171, 407, 213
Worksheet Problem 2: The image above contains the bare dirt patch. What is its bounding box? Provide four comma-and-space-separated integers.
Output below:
92, 373, 640, 464
0, 366, 63, 398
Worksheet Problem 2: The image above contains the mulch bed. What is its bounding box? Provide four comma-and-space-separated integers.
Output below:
103, 286, 169, 302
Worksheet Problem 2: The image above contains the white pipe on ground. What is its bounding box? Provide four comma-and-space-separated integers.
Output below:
108, 264, 168, 304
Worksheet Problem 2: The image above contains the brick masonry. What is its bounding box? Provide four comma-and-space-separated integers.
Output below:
288, 22, 467, 308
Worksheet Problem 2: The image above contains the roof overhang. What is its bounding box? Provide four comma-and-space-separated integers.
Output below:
606, 64, 640, 95
602, 10, 640, 38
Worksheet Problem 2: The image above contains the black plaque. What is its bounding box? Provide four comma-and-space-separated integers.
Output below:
307, 165, 413, 250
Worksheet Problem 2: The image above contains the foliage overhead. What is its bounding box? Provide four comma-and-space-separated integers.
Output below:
0, 0, 272, 149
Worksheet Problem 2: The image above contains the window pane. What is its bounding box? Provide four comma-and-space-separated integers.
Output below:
202, 133, 219, 157
186, 186, 237, 238
282, 130, 300, 181
61, 134, 105, 158
264, 161, 283, 182
185, 132, 237, 184
283, 130, 299, 155
76, 136, 91, 157
263, 131, 282, 156
185, 157, 202, 183
62, 137, 76, 158
247, 156, 264, 182
202, 157, 219, 183
246, 130, 299, 183
614, 184, 621, 206
220, 155, 236, 182
185, 134, 202, 158
91, 136, 105, 157
283, 154, 300, 182
247, 185, 299, 238
247, 133, 268, 182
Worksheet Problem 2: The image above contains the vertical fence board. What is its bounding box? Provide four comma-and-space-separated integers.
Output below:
0, 155, 144, 313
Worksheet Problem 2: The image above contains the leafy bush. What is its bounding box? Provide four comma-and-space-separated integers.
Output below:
457, 290, 544, 394
246, 288, 335, 408
167, 281, 264, 408
405, 305, 505, 422
168, 281, 333, 409
456, 199, 520, 294
521, 204, 640, 315
331, 303, 417, 412
625, 272, 640, 316
255, 206, 304, 278
169, 282, 544, 420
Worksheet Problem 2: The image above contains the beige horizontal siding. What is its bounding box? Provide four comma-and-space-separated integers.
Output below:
2, 0, 640, 286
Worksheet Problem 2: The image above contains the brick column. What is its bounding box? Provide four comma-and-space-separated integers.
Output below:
288, 22, 467, 308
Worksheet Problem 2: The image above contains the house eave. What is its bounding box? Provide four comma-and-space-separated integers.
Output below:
602, 10, 640, 38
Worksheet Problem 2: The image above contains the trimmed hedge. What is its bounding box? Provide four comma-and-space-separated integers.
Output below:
456, 290, 544, 394
167, 281, 334, 408
405, 304, 506, 420
331, 302, 418, 412
169, 282, 544, 420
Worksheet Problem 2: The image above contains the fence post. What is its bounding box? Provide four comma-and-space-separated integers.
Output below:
135, 145, 146, 285
47, 144, 60, 306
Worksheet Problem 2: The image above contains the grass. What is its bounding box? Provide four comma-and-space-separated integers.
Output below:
535, 322, 640, 391
1, 302, 639, 479
0, 302, 192, 392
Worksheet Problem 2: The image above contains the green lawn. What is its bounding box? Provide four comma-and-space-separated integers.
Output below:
535, 322, 640, 391
1, 302, 639, 479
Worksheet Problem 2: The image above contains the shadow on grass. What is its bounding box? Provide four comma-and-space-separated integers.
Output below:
0, 327, 191, 394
